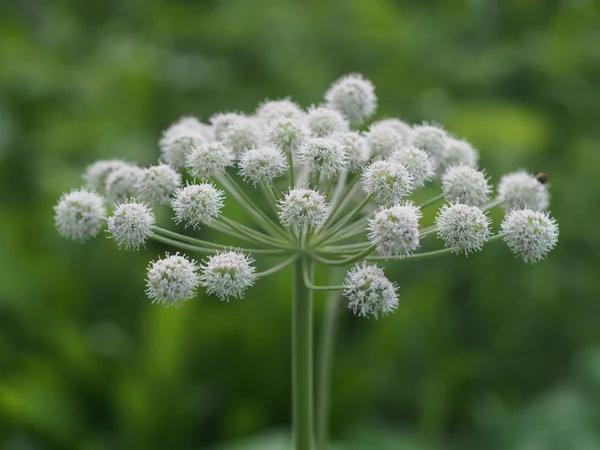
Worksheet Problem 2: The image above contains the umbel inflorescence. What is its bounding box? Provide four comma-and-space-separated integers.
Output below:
54, 73, 559, 316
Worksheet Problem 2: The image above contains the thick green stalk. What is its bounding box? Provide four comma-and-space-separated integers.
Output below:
418, 193, 444, 208
293, 259, 315, 450
316, 287, 343, 450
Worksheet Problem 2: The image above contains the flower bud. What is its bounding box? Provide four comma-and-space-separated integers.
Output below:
497, 171, 549, 211
334, 131, 370, 172
220, 116, 263, 153
135, 164, 182, 206
306, 106, 349, 137
368, 203, 422, 258
444, 138, 479, 169
200, 250, 256, 301
362, 160, 414, 205
441, 165, 491, 207
146, 253, 200, 307
278, 188, 329, 231
238, 145, 288, 185
436, 203, 491, 255
83, 160, 132, 195
210, 112, 245, 141
265, 116, 310, 154
365, 122, 405, 159
501, 209, 558, 263
186, 141, 235, 180
343, 262, 398, 318
325, 73, 377, 125
172, 183, 224, 229
256, 99, 304, 123
388, 146, 434, 188
108, 201, 155, 250
105, 165, 144, 204
297, 137, 348, 177
54, 189, 107, 241
159, 116, 210, 169
374, 118, 413, 140
411, 124, 449, 174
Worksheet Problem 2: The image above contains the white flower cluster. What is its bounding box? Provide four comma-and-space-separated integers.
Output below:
55, 72, 560, 318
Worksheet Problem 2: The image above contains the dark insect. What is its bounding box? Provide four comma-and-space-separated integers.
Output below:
535, 172, 548, 184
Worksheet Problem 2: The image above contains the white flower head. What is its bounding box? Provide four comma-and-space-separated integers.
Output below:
411, 124, 449, 174
436, 203, 491, 255
278, 188, 329, 231
200, 250, 256, 301
186, 141, 235, 180
306, 106, 349, 137
159, 116, 211, 169
146, 253, 200, 307
343, 262, 399, 319
501, 209, 559, 263
365, 122, 406, 159
334, 131, 370, 172
83, 160, 132, 195
105, 165, 144, 204
238, 145, 288, 186
54, 189, 107, 241
266, 116, 310, 154
388, 146, 434, 188
441, 165, 491, 207
374, 118, 413, 140
134, 164, 182, 206
256, 99, 304, 123
324, 73, 377, 125
108, 201, 155, 250
362, 160, 414, 205
497, 171, 549, 211
210, 112, 245, 141
444, 138, 479, 169
368, 203, 422, 258
297, 137, 348, 177
220, 116, 264, 153
172, 183, 224, 229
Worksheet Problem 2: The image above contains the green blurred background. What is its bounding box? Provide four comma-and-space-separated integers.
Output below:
1, 0, 599, 449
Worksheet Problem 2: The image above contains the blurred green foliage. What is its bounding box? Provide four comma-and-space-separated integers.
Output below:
1, 0, 599, 449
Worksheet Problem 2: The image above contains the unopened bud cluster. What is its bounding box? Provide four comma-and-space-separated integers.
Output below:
55, 73, 559, 318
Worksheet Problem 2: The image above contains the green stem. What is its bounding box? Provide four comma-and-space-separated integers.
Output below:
316, 290, 342, 450
152, 226, 285, 255
418, 193, 444, 208
312, 245, 376, 267
302, 263, 345, 291
483, 197, 503, 211
218, 172, 292, 242
218, 217, 292, 249
323, 175, 359, 228
293, 259, 315, 450
259, 180, 279, 216
288, 153, 295, 188
149, 234, 218, 254
314, 194, 374, 245
255, 255, 299, 279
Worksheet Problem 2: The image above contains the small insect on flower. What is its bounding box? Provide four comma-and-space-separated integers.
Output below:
497, 171, 549, 211
200, 250, 256, 301
343, 262, 399, 318
146, 253, 200, 307
535, 172, 548, 184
